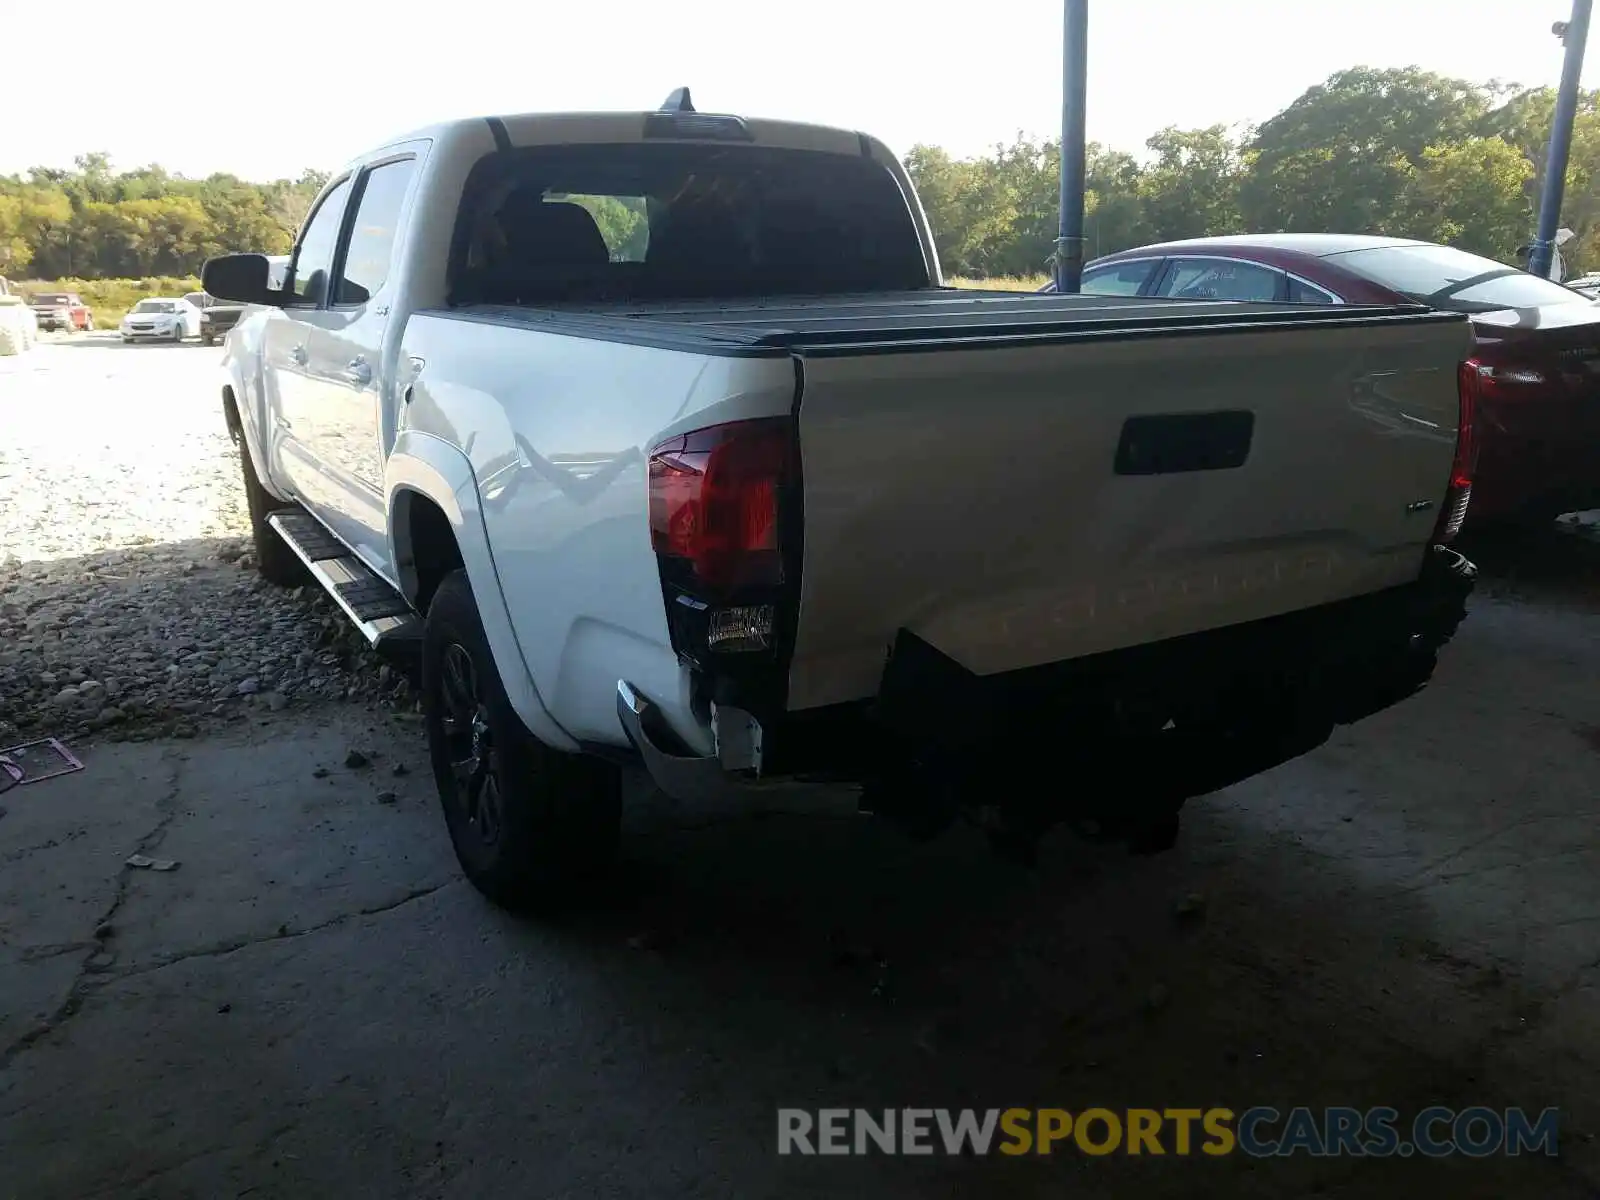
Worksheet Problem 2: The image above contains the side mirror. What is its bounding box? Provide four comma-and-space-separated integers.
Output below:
200, 254, 283, 306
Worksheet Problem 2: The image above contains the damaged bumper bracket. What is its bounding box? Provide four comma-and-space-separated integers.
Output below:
614, 680, 856, 815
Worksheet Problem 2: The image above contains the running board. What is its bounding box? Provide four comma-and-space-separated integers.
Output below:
266, 510, 422, 652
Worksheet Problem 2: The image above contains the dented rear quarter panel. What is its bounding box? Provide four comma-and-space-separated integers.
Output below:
398, 312, 796, 750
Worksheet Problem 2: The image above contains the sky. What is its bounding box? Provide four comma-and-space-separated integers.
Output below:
6, 0, 1595, 181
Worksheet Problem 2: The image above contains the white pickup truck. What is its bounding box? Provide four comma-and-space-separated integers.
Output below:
203, 91, 1478, 911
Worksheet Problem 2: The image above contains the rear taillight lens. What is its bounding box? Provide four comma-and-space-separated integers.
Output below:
648, 417, 793, 592
1435, 359, 1481, 543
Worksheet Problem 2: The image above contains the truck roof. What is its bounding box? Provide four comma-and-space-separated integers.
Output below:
379, 110, 877, 161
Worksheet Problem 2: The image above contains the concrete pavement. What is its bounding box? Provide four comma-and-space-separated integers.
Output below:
2, 589, 1598, 1198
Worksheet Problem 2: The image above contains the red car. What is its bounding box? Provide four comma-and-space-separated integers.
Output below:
27, 291, 94, 333
1046, 234, 1600, 529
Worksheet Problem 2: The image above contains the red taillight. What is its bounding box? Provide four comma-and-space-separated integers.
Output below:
1435, 359, 1481, 543
648, 418, 792, 592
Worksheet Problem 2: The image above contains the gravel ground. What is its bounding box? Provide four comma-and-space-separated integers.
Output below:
0, 335, 412, 746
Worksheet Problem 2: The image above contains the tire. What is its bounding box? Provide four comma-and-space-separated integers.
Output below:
423, 570, 622, 912
202, 332, 215, 347
172, 322, 183, 343
235, 430, 307, 586
84, 317, 94, 331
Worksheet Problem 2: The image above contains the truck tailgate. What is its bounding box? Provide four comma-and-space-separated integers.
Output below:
786, 312, 1473, 712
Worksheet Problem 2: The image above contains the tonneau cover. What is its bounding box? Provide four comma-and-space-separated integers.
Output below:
443, 290, 1463, 355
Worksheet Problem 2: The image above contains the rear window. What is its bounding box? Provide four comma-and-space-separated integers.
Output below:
1331, 244, 1589, 312
448, 142, 929, 306
133, 300, 176, 313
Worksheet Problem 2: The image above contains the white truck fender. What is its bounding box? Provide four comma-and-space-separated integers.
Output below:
219, 339, 288, 502
385, 429, 580, 753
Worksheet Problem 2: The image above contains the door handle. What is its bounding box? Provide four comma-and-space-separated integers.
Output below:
343, 357, 373, 387
289, 344, 308, 367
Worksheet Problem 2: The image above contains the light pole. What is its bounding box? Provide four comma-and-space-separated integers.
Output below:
1054, 0, 1088, 293
1527, 0, 1592, 280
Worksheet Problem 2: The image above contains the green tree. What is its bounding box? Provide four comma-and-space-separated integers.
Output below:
1082, 145, 1152, 258
1397, 138, 1533, 258
1243, 66, 1490, 233
1139, 125, 1245, 241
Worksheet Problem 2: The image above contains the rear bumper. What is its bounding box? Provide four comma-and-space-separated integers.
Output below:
616, 681, 735, 805
615, 681, 857, 815
617, 546, 1477, 807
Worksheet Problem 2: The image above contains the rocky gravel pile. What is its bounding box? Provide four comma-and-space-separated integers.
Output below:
0, 540, 416, 745
0, 341, 413, 747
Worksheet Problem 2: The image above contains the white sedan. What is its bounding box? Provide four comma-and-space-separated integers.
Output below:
120, 298, 202, 343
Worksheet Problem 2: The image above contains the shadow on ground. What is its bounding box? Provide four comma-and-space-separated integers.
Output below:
1, 574, 1597, 1197
1461, 516, 1600, 609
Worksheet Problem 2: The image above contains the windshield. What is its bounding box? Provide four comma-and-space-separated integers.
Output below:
32, 293, 70, 305
133, 300, 177, 313
1330, 244, 1589, 312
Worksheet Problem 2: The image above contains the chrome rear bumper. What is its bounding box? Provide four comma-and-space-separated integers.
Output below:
615, 680, 858, 816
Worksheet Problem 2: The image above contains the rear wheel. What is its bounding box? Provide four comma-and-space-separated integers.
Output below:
423, 570, 622, 912
234, 424, 307, 586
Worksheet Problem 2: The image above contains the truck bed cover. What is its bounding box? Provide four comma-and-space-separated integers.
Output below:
435, 289, 1465, 356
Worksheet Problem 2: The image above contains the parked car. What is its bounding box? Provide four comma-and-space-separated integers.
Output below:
201, 97, 1476, 913
1042, 235, 1600, 528
0, 277, 39, 354
28, 290, 93, 332
120, 297, 202, 342
184, 289, 251, 346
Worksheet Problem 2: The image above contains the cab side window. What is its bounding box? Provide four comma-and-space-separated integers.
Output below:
336, 159, 417, 306
288, 177, 354, 308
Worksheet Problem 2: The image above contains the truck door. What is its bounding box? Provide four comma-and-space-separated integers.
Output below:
269, 174, 354, 513
294, 154, 420, 577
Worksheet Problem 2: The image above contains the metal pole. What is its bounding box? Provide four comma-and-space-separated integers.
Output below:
1528, 0, 1591, 280
1054, 0, 1089, 293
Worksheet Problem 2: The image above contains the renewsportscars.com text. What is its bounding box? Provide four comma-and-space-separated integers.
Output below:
777, 1106, 1559, 1158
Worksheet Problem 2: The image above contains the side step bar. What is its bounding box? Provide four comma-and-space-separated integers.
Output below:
266, 510, 422, 653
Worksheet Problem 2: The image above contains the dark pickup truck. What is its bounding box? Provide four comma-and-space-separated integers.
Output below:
185, 290, 248, 346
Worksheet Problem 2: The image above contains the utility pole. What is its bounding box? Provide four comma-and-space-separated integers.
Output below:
1527, 0, 1592, 280
1054, 0, 1089, 293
